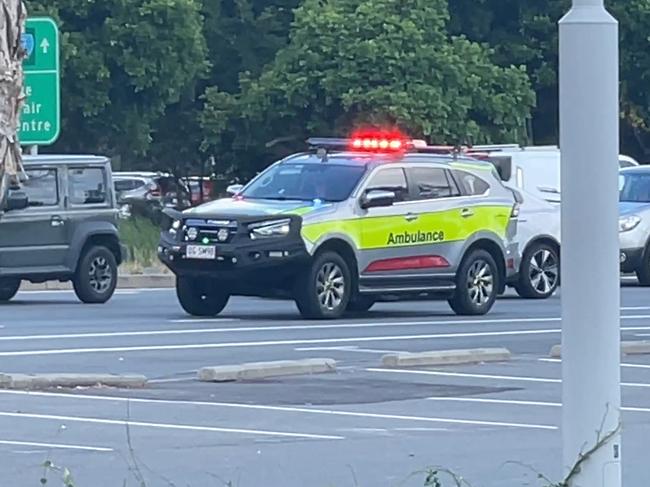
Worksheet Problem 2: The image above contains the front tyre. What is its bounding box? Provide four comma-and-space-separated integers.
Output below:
295, 251, 351, 319
0, 278, 20, 302
448, 249, 499, 316
73, 246, 118, 304
176, 276, 229, 317
514, 242, 560, 299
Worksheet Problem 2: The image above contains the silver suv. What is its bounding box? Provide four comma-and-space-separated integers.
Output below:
619, 166, 650, 284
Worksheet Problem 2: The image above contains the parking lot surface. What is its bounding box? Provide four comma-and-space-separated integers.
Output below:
1, 284, 649, 487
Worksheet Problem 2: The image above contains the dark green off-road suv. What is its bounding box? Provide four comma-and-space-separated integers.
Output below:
0, 155, 125, 304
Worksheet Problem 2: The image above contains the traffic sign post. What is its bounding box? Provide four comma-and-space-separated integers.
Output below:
20, 17, 60, 146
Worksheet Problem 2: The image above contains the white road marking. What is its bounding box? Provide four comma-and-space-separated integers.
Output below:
367, 368, 650, 389
0, 389, 556, 431
0, 411, 343, 440
2, 315, 650, 343
5, 322, 650, 357
0, 439, 113, 452
539, 358, 650, 370
0, 329, 564, 357
426, 397, 650, 413
294, 346, 400, 354
622, 306, 650, 311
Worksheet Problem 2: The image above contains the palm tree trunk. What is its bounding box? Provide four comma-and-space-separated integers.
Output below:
0, 0, 26, 209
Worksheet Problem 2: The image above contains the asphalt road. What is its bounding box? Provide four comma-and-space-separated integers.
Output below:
0, 284, 649, 487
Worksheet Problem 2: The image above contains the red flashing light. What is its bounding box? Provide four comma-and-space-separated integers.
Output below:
349, 129, 408, 153
364, 255, 450, 273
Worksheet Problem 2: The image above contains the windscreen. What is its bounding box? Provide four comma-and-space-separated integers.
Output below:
242, 162, 367, 202
620, 172, 650, 203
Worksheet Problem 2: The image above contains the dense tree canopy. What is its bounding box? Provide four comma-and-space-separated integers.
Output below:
22, 0, 650, 178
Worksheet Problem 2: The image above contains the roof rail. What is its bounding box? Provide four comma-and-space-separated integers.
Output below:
468, 144, 521, 152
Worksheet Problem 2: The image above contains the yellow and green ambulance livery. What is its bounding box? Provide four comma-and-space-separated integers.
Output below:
159, 135, 519, 319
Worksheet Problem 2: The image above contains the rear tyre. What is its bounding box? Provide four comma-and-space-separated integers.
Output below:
73, 246, 118, 304
176, 276, 229, 316
448, 249, 499, 316
347, 295, 376, 313
514, 242, 560, 299
295, 251, 351, 319
0, 278, 20, 302
635, 247, 650, 286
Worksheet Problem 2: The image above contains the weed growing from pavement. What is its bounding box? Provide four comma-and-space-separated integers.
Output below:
34, 407, 620, 486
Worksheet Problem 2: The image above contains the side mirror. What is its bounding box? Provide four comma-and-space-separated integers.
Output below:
361, 189, 396, 210
226, 184, 243, 196
5, 191, 28, 211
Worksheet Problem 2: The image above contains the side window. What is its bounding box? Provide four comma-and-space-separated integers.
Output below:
114, 179, 136, 192
365, 168, 409, 202
410, 167, 459, 200
23, 169, 59, 207
453, 170, 490, 196
68, 167, 108, 205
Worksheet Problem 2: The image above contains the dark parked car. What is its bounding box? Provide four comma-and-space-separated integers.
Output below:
0, 155, 125, 304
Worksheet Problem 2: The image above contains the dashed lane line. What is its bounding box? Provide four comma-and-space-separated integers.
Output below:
0, 411, 344, 440
0, 390, 556, 431
0, 439, 113, 452
366, 368, 650, 389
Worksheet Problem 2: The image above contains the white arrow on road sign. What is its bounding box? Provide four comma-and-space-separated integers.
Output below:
40, 38, 50, 54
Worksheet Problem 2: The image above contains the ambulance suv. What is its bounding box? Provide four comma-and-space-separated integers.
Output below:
158, 133, 519, 319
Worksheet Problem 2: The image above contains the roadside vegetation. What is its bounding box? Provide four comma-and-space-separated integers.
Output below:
26, 0, 650, 184
118, 216, 166, 274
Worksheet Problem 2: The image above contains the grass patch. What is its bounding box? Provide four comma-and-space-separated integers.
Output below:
118, 216, 165, 274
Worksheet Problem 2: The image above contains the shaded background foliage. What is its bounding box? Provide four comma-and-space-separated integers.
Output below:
25, 0, 650, 181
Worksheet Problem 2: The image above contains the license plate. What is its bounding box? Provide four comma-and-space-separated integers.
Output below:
186, 245, 216, 260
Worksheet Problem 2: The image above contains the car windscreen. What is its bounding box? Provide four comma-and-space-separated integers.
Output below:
620, 172, 650, 203
241, 162, 367, 202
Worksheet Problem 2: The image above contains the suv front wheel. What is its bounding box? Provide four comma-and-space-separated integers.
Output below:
73, 246, 118, 304
515, 242, 560, 299
176, 276, 230, 316
0, 278, 20, 303
448, 249, 499, 315
295, 251, 351, 319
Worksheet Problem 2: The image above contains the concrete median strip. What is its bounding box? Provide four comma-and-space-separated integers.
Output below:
198, 358, 337, 382
381, 348, 511, 368
550, 341, 650, 357
0, 373, 147, 390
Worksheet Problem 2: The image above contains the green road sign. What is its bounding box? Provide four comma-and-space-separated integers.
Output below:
20, 17, 60, 146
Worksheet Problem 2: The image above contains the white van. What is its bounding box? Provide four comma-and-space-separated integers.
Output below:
468, 144, 638, 204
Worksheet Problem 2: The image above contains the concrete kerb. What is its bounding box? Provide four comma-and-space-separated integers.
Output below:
0, 373, 148, 390
381, 348, 512, 368
21, 274, 174, 291
550, 341, 650, 357
198, 358, 337, 382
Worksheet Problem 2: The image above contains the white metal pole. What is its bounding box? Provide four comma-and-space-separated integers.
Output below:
559, 0, 621, 486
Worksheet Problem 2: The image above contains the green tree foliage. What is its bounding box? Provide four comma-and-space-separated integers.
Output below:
146, 0, 300, 177
201, 0, 536, 177
27, 0, 208, 163
449, 0, 650, 159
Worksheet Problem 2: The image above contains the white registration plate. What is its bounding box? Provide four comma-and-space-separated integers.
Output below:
186, 245, 216, 260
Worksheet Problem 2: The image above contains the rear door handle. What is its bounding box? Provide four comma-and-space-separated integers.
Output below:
460, 208, 474, 218
405, 213, 418, 222
51, 216, 64, 227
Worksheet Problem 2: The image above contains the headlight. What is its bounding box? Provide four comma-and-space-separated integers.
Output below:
619, 215, 641, 232
186, 227, 199, 241
249, 219, 291, 239
169, 219, 181, 236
